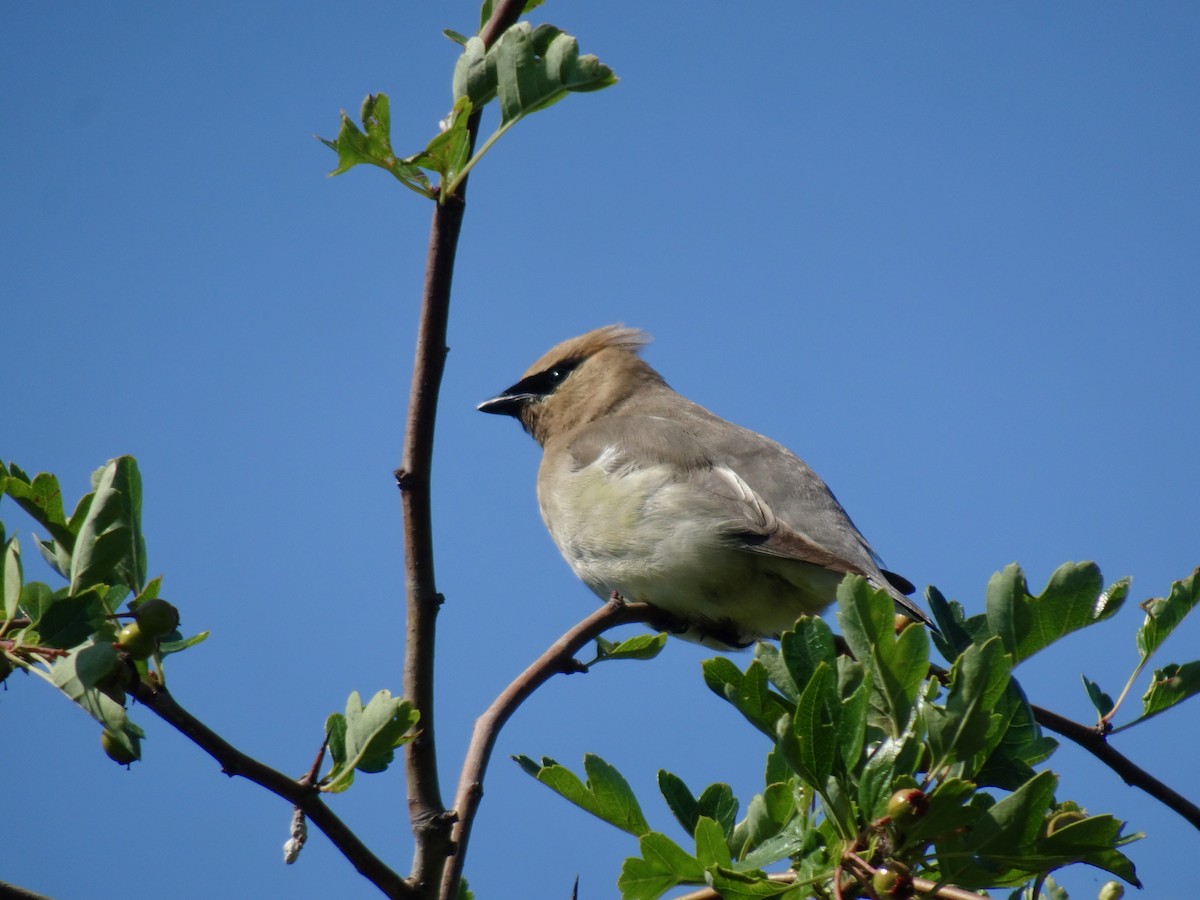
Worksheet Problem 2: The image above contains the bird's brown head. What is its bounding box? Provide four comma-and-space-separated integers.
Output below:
478, 324, 665, 445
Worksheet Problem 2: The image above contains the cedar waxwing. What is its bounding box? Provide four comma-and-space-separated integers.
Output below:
478, 325, 931, 648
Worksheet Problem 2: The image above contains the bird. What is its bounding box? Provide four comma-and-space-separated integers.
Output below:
477, 324, 931, 648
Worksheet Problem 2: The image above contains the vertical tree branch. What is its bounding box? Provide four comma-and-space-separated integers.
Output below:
399, 0, 539, 891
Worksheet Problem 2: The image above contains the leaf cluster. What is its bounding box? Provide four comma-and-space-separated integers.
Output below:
1, 457, 207, 762
516, 566, 1173, 899
320, 18, 615, 201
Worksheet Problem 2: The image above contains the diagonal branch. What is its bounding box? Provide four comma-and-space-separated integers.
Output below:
398, 0, 542, 892
1031, 704, 1200, 830
127, 679, 412, 899
440, 600, 654, 900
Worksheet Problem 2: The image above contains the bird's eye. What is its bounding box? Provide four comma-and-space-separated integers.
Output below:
547, 368, 566, 383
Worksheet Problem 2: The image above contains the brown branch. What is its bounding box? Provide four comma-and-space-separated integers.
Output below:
0, 879, 54, 900
1031, 704, 1200, 830
127, 679, 413, 899
439, 600, 654, 900
398, 0, 537, 891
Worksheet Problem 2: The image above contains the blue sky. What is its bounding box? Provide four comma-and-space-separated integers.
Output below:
3, 3, 1199, 898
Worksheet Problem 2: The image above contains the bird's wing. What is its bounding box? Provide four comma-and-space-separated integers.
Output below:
565, 415, 871, 575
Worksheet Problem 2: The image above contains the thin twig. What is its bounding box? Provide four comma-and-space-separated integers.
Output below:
1031, 704, 1200, 830
127, 679, 413, 899
439, 600, 654, 900
398, 0, 536, 891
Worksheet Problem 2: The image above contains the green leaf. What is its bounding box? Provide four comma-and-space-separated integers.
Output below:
47, 636, 136, 737
705, 865, 798, 899
157, 630, 210, 656
837, 576, 929, 735
1131, 661, 1200, 724
858, 726, 920, 821
1028, 814, 1142, 887
514, 753, 650, 836
702, 657, 790, 737
752, 642, 797, 701
697, 783, 738, 843
321, 690, 419, 792
986, 562, 1120, 665
1083, 674, 1115, 719
320, 94, 435, 198
2, 536, 22, 622
590, 631, 668, 665
405, 96, 474, 189
738, 817, 807, 871
443, 22, 617, 195
837, 674, 870, 774
33, 534, 71, 580
694, 815, 732, 869
926, 636, 1013, 771
779, 615, 836, 696
453, 36, 497, 109
777, 662, 838, 787
903, 777, 977, 846
973, 770, 1058, 853
658, 770, 700, 836
69, 456, 146, 594
3, 469, 74, 549
617, 832, 704, 900
731, 785, 794, 862
1136, 568, 1200, 664
975, 682, 1058, 790
33, 589, 108, 649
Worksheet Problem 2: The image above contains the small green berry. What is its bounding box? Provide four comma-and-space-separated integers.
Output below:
887, 788, 928, 825
1097, 881, 1124, 900
133, 598, 180, 638
116, 622, 157, 660
101, 730, 137, 765
872, 861, 913, 898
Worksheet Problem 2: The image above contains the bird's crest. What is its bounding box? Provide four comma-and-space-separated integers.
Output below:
523, 324, 650, 377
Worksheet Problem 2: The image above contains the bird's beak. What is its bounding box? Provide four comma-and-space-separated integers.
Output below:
477, 389, 535, 418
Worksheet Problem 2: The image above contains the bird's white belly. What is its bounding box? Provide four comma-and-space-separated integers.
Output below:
539, 456, 836, 644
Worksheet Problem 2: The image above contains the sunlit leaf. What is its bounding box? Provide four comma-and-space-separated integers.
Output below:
702, 657, 790, 738
2, 536, 21, 622
618, 832, 704, 900
320, 94, 435, 198
321, 690, 419, 792
987, 563, 1126, 665
838, 576, 929, 736
70, 456, 145, 594
514, 753, 650, 837
589, 630, 667, 665
3, 469, 74, 548
927, 636, 1012, 771
1132, 661, 1200, 724
1135, 569, 1200, 664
